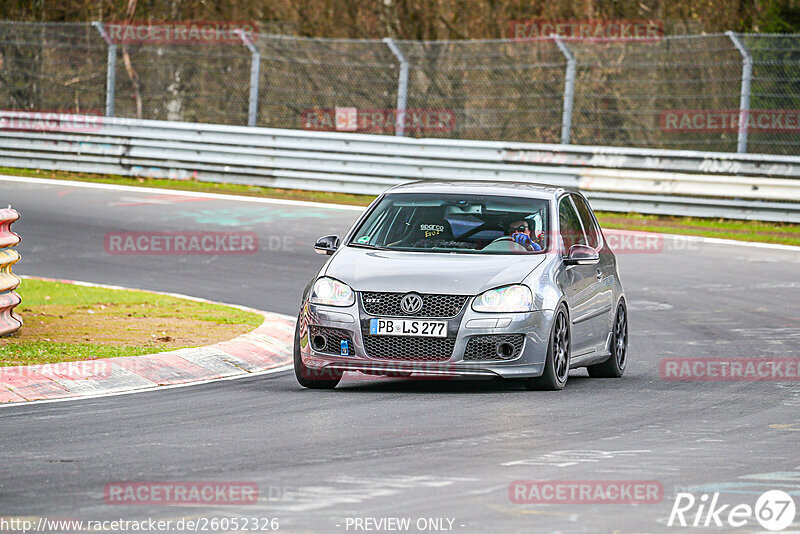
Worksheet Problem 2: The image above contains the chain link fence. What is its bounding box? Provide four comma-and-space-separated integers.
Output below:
0, 21, 798, 154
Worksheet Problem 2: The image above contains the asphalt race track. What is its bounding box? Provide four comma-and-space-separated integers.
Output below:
1, 176, 799, 533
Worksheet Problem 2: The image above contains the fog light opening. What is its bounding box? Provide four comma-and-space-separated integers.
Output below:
311, 334, 328, 352
497, 342, 515, 358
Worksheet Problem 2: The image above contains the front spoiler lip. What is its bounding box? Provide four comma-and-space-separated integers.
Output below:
316, 360, 501, 377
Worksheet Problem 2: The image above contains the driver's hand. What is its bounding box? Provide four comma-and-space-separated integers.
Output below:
512, 232, 542, 251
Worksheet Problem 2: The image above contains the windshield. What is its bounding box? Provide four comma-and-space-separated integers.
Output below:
349, 192, 549, 254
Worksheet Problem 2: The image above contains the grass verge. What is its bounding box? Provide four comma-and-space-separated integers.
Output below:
0, 278, 262, 366
4, 167, 800, 246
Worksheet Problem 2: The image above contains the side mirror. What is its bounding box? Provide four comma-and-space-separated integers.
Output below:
565, 244, 599, 265
314, 235, 340, 255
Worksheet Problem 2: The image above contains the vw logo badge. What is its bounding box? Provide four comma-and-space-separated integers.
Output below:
400, 293, 424, 314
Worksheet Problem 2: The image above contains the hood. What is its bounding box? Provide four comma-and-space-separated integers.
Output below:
323, 245, 546, 295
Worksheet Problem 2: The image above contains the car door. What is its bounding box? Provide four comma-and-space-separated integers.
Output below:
555, 195, 596, 356
571, 193, 615, 352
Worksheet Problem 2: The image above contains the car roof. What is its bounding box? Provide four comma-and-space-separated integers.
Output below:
385, 180, 578, 198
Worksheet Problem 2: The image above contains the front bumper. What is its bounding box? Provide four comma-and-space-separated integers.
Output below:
299, 298, 555, 379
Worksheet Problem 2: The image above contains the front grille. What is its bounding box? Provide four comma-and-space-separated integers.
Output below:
363, 336, 456, 361
463, 334, 525, 361
361, 292, 468, 318
308, 326, 354, 356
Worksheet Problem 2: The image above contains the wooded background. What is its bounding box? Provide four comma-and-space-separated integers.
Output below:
1, 2, 798, 154
1, 0, 799, 38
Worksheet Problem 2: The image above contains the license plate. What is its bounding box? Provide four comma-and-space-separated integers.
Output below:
369, 318, 447, 338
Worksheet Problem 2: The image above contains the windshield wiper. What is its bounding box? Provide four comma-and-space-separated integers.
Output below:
348, 243, 386, 250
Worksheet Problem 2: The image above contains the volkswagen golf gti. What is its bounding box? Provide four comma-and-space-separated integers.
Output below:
294, 181, 628, 390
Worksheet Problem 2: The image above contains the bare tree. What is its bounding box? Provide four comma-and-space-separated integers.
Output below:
120, 0, 143, 118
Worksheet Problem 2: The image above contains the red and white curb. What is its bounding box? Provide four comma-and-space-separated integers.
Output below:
0, 277, 295, 405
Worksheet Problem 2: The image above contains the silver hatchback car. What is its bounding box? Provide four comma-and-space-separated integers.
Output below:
294, 181, 627, 390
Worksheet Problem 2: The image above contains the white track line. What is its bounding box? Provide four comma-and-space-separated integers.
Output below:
0, 174, 364, 211
660, 234, 800, 252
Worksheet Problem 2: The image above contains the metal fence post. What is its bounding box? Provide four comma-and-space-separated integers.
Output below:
726, 31, 752, 154
552, 35, 576, 145
91, 22, 116, 117
383, 38, 409, 137
235, 29, 261, 127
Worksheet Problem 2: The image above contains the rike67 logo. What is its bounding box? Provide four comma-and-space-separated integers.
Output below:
668, 490, 796, 531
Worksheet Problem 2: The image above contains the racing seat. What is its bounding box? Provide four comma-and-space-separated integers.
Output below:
400, 209, 455, 246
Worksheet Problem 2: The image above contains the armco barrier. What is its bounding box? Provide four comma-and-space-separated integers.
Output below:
0, 208, 21, 336
1, 112, 799, 222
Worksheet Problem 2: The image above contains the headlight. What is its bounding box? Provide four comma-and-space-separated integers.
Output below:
472, 285, 533, 313
310, 277, 355, 307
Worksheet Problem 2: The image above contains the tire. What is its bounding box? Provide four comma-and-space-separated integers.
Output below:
294, 318, 343, 389
526, 303, 570, 391
588, 300, 627, 378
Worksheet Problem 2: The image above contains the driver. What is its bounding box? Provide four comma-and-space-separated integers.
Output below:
508, 219, 542, 252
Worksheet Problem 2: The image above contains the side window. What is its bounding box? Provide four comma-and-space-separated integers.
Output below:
572, 194, 601, 249
558, 196, 587, 252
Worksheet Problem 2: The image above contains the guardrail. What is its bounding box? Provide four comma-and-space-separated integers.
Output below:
0, 207, 22, 336
1, 112, 799, 222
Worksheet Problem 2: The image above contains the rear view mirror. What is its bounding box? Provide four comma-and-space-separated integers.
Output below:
314, 235, 340, 255
565, 244, 599, 265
